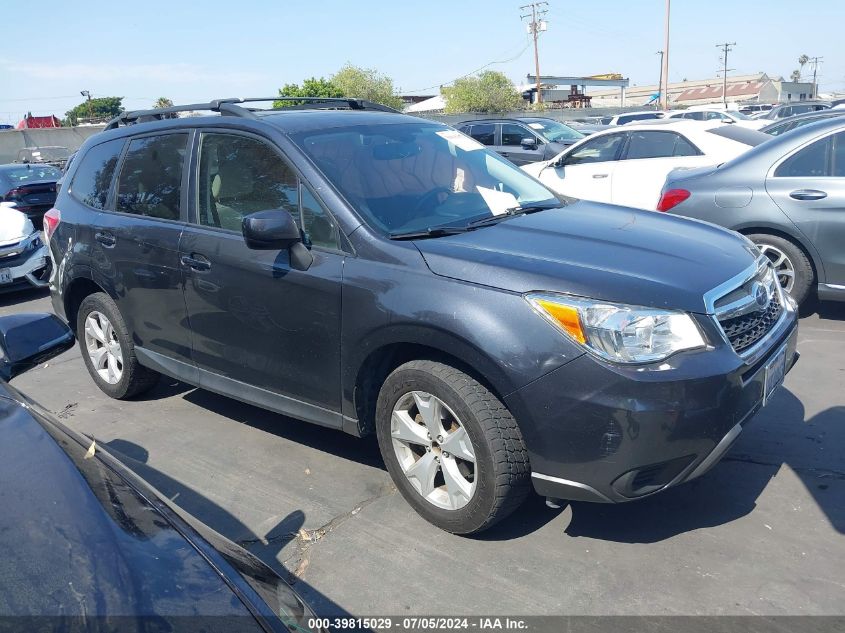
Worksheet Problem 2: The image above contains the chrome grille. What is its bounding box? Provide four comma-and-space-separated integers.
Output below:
718, 290, 782, 354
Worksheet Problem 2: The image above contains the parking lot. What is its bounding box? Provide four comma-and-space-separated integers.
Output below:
3, 287, 842, 616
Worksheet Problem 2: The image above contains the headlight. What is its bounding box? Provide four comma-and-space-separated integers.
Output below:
526, 293, 706, 364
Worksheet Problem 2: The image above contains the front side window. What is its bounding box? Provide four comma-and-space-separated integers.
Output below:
774, 136, 831, 177
70, 139, 124, 209
467, 123, 495, 146
116, 134, 187, 220
197, 133, 339, 249
290, 122, 559, 235
501, 124, 532, 146
564, 133, 625, 165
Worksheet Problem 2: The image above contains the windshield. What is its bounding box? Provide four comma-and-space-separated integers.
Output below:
291, 122, 560, 235
1, 165, 62, 183
526, 120, 585, 142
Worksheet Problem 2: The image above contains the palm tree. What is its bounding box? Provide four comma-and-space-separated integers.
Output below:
790, 70, 801, 82
798, 55, 809, 73
153, 97, 174, 109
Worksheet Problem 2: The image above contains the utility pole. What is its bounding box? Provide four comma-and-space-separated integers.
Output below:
808, 56, 823, 98
521, 2, 549, 105
716, 42, 736, 107
660, 0, 670, 110
656, 51, 664, 109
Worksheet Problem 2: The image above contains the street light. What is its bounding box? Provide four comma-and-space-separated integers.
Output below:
80, 90, 92, 120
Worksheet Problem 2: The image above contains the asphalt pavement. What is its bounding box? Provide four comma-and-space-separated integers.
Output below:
3, 288, 843, 616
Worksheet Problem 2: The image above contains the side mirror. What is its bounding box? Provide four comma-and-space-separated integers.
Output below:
521, 137, 538, 150
0, 313, 74, 382
242, 209, 313, 271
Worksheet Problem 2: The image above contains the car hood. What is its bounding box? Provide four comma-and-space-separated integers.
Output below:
414, 201, 759, 314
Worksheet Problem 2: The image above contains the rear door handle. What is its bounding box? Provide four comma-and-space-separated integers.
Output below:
592, 174, 608, 179
94, 231, 116, 247
180, 254, 211, 272
789, 189, 827, 201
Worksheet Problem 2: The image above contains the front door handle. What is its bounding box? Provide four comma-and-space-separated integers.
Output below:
180, 254, 211, 272
592, 173, 608, 179
94, 231, 116, 247
789, 189, 827, 201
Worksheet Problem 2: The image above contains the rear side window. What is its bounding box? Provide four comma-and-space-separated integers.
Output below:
116, 133, 187, 220
775, 136, 831, 177
70, 139, 124, 209
624, 131, 700, 159
467, 123, 495, 146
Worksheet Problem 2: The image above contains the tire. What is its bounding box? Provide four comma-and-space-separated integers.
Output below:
77, 292, 160, 399
748, 233, 814, 305
375, 360, 530, 535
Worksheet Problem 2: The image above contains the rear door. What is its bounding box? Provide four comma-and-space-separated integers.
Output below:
611, 130, 704, 209
536, 132, 626, 203
90, 131, 193, 364
765, 130, 845, 285
496, 123, 545, 165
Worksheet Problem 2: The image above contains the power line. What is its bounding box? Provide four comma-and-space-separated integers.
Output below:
716, 42, 736, 107
520, 2, 549, 104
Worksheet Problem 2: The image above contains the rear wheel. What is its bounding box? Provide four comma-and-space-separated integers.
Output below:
375, 360, 530, 535
748, 233, 814, 305
77, 293, 160, 399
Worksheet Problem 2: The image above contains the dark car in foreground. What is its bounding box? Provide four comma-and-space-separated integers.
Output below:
0, 312, 319, 632
660, 117, 845, 306
0, 162, 61, 228
456, 117, 584, 165
49, 97, 798, 534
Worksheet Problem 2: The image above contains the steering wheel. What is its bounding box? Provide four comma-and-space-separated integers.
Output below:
413, 186, 453, 215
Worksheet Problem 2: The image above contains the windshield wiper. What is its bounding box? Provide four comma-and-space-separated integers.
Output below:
465, 203, 563, 228
389, 225, 471, 240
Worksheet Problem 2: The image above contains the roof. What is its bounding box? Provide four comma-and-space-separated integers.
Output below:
676, 81, 766, 102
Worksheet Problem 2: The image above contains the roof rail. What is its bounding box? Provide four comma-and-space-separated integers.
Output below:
104, 97, 400, 130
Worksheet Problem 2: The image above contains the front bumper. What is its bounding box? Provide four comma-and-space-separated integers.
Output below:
505, 309, 799, 504
0, 245, 51, 293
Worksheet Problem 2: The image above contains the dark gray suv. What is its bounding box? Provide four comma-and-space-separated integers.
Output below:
46, 98, 799, 534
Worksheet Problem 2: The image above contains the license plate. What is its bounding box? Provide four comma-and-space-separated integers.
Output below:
0, 268, 11, 285
763, 344, 787, 406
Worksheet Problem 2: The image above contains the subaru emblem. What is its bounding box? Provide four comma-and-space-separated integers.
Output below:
752, 281, 769, 310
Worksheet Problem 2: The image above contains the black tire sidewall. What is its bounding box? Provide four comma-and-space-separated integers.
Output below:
77, 293, 140, 399
375, 365, 501, 534
749, 233, 814, 304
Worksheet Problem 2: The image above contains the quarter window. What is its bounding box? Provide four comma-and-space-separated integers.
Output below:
196, 133, 339, 249
70, 139, 124, 209
116, 134, 187, 220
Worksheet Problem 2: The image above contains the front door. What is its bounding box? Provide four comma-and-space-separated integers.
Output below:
180, 130, 344, 423
537, 132, 626, 203
496, 123, 545, 165
766, 129, 845, 285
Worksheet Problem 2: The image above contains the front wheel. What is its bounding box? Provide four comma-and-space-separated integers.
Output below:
375, 360, 530, 535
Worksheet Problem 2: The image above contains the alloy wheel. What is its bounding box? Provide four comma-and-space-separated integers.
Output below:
757, 243, 795, 293
84, 311, 124, 385
391, 391, 477, 510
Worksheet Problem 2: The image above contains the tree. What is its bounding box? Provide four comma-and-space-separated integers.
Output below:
64, 96, 124, 125
441, 71, 522, 114
153, 97, 174, 109
798, 54, 809, 72
274, 77, 344, 108
329, 64, 405, 110
790, 70, 801, 82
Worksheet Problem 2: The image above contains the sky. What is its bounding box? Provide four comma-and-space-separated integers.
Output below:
2, 0, 843, 124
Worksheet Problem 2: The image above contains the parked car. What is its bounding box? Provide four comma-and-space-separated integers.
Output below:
455, 117, 584, 165
666, 108, 768, 129
0, 162, 61, 228
0, 201, 50, 291
760, 109, 845, 136
0, 312, 320, 631
739, 103, 775, 116
49, 97, 798, 534
522, 120, 768, 210
755, 101, 831, 121
568, 121, 612, 136
603, 110, 666, 126
16, 145, 72, 169
659, 117, 845, 305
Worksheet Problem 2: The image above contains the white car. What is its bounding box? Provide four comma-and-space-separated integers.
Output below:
602, 110, 666, 126
0, 202, 50, 291
665, 108, 768, 129
522, 120, 768, 210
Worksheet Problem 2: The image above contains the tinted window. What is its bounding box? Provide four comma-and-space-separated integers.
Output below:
467, 124, 495, 146
70, 139, 124, 209
624, 131, 699, 159
502, 124, 532, 146
116, 134, 187, 220
565, 134, 625, 165
197, 133, 339, 249
831, 132, 845, 177
775, 136, 831, 177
